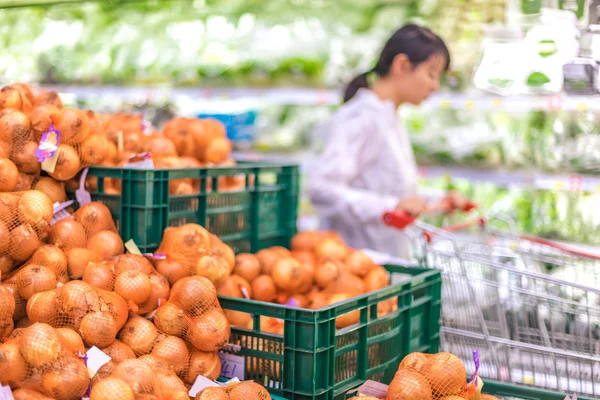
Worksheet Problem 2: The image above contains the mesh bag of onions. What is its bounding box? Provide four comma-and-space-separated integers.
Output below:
82, 253, 170, 315
195, 380, 272, 400
153, 224, 235, 287
48, 202, 124, 279
0, 323, 90, 400
388, 352, 473, 400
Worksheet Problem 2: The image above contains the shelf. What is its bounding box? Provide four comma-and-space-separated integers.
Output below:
419, 166, 600, 193
45, 85, 342, 106
46, 84, 600, 110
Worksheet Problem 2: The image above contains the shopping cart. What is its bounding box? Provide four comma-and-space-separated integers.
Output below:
383, 202, 600, 398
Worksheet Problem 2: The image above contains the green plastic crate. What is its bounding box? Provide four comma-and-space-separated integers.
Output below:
483, 380, 595, 400
217, 265, 442, 400
79, 163, 299, 253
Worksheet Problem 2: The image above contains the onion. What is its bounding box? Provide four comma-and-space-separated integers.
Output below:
12, 389, 53, 400
57, 281, 101, 328
0, 255, 13, 276
83, 260, 116, 290
153, 302, 188, 336
0, 158, 18, 192
223, 309, 252, 329
34, 91, 63, 109
114, 270, 152, 307
328, 294, 360, 329
170, 275, 217, 315
194, 255, 230, 287
205, 138, 232, 165
292, 250, 316, 268
185, 309, 230, 352
0, 111, 30, 145
157, 224, 210, 260
65, 248, 94, 279
314, 260, 341, 289
154, 258, 188, 286
0, 223, 10, 258
49, 218, 87, 251
14, 172, 35, 192
90, 377, 135, 400
16, 265, 57, 300
79, 311, 117, 348
9, 224, 40, 262
398, 352, 430, 373
272, 258, 304, 294
4, 284, 26, 321
153, 370, 188, 398
88, 230, 124, 261
364, 265, 389, 293
144, 136, 178, 158
19, 323, 61, 367
55, 108, 90, 144
195, 387, 229, 400
183, 349, 221, 384
308, 292, 329, 310
0, 286, 16, 324
101, 340, 136, 363
315, 238, 349, 262
150, 335, 189, 374
162, 118, 195, 157
29, 245, 68, 283
233, 253, 260, 283
73, 202, 115, 237
32, 178, 66, 204
421, 352, 466, 396
26, 290, 58, 325
112, 359, 155, 394
0, 342, 27, 383
345, 251, 375, 278
228, 381, 271, 400
14, 141, 41, 175
114, 254, 154, 276
137, 273, 170, 315
81, 134, 110, 165
15, 317, 32, 328
55, 327, 85, 354
42, 357, 90, 400
325, 272, 365, 296
209, 234, 235, 272
119, 317, 158, 356
255, 249, 279, 275
95, 288, 128, 331
30, 105, 59, 140
250, 275, 277, 303
48, 144, 81, 181
387, 370, 433, 400
0, 319, 14, 338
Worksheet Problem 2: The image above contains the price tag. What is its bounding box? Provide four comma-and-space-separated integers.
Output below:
523, 376, 535, 384
440, 98, 451, 109
548, 96, 562, 111
218, 352, 245, 381
554, 181, 565, 191
576, 102, 589, 111
492, 98, 503, 109
316, 89, 329, 105
85, 346, 111, 375
465, 99, 475, 109
0, 386, 14, 400
596, 183, 600, 193
41, 147, 60, 173
568, 176, 582, 192
188, 375, 220, 397
124, 240, 142, 255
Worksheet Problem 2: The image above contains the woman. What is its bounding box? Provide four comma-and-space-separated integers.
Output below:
308, 24, 467, 259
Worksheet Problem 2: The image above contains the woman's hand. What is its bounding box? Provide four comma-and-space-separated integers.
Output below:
396, 196, 427, 217
444, 191, 469, 211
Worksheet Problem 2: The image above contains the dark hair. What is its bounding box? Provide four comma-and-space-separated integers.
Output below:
343, 24, 450, 103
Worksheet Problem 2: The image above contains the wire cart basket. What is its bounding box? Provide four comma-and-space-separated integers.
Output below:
383, 202, 600, 398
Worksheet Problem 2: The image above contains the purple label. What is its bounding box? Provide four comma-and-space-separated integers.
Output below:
286, 298, 299, 308
81, 352, 91, 397
471, 349, 480, 385
34, 124, 60, 162
143, 253, 167, 260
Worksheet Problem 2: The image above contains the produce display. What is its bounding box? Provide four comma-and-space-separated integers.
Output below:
218, 230, 395, 331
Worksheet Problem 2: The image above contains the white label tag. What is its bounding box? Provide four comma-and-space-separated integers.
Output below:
124, 159, 154, 169
124, 240, 142, 255
218, 352, 245, 381
51, 200, 74, 225
0, 386, 14, 400
85, 346, 111, 374
76, 168, 92, 206
41, 148, 60, 173
188, 375, 220, 397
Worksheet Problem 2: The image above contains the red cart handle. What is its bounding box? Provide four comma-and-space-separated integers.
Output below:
383, 200, 477, 230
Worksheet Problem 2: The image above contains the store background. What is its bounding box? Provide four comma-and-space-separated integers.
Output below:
3, 0, 600, 245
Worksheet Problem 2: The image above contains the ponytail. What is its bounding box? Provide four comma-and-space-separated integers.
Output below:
343, 24, 450, 103
343, 72, 370, 103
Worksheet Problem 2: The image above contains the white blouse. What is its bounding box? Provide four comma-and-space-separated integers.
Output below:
308, 88, 429, 258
